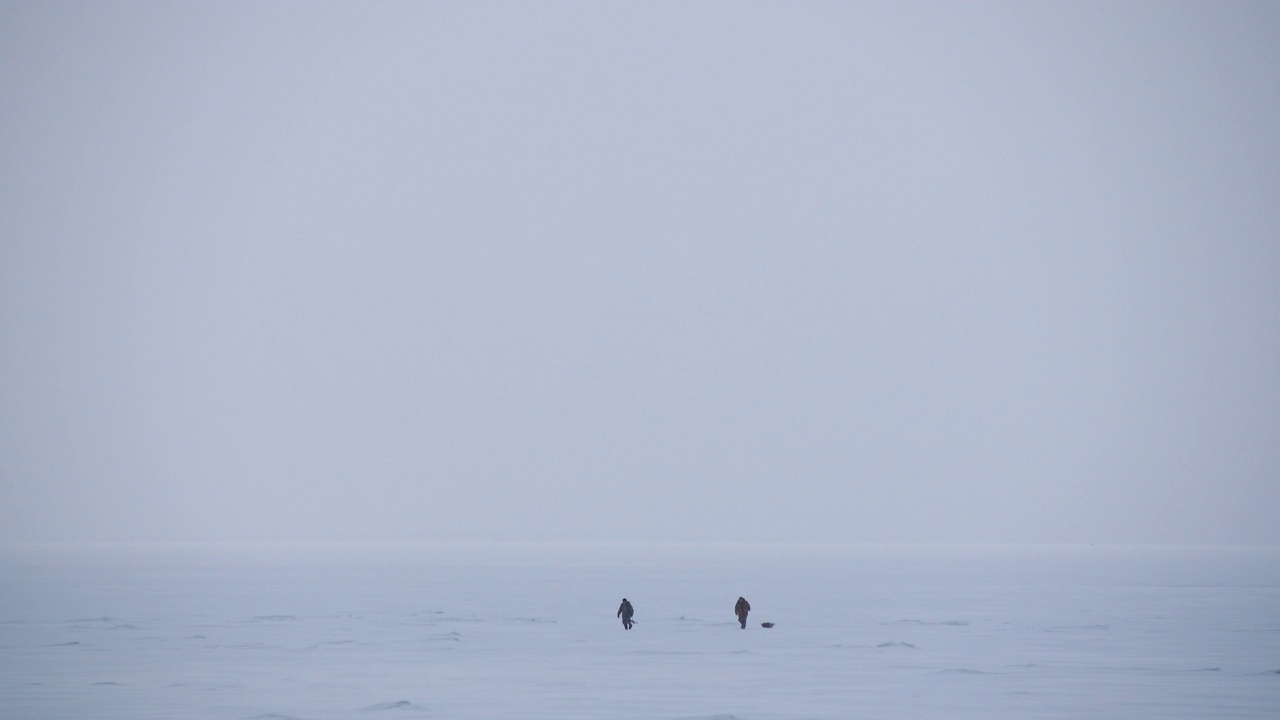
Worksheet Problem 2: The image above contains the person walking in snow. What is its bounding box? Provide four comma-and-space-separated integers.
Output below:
617, 598, 634, 630
735, 596, 751, 629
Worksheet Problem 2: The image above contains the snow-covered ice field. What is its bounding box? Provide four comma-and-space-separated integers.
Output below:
1, 543, 1277, 719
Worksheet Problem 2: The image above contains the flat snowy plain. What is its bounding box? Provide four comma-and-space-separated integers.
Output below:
1, 543, 1276, 719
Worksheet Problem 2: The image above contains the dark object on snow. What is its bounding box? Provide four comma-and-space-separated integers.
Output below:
735, 597, 751, 629
617, 598, 634, 630
761, 622, 775, 628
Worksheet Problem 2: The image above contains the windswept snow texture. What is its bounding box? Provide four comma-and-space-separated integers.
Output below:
1, 544, 1277, 719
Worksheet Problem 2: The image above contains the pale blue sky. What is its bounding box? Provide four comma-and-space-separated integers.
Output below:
3, 1, 1277, 544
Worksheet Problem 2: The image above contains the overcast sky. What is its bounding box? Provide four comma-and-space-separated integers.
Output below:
2, 1, 1277, 545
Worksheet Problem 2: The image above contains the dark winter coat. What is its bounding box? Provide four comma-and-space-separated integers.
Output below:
735, 597, 750, 618
617, 600, 634, 620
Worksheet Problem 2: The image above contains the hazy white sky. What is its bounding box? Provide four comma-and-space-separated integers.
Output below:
2, 1, 1277, 544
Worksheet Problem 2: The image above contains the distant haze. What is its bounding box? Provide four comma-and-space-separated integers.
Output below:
2, 1, 1277, 544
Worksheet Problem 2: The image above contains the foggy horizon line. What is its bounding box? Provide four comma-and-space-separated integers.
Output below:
4, 540, 1277, 550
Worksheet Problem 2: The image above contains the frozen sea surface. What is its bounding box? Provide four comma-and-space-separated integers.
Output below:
1, 543, 1277, 719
